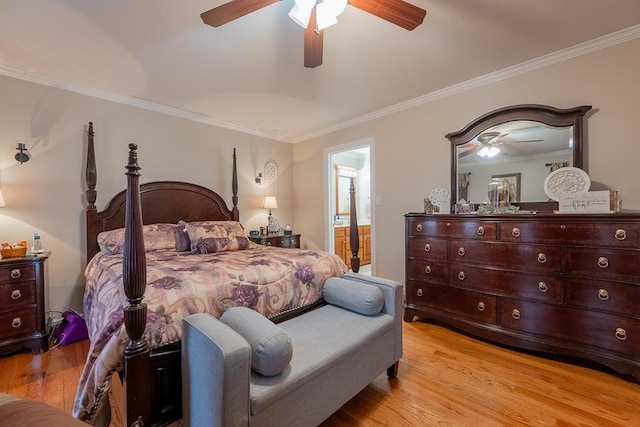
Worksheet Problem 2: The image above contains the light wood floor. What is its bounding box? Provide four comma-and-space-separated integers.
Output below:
1, 321, 639, 426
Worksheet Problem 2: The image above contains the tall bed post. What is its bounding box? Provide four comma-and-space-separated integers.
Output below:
85, 122, 99, 259
349, 177, 360, 273
122, 143, 151, 426
232, 148, 239, 221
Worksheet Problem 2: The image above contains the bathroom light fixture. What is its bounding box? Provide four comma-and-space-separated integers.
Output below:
289, 0, 348, 31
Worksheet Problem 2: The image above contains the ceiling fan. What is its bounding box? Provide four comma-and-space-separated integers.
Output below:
200, 0, 427, 68
459, 131, 544, 159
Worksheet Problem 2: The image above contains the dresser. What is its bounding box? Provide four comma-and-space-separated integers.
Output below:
249, 234, 301, 248
404, 213, 640, 380
0, 253, 49, 354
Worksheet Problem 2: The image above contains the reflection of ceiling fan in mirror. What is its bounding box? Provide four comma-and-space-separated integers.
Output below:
460, 130, 544, 159
200, 0, 427, 68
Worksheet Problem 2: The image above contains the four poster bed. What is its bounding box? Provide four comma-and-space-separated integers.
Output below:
75, 123, 362, 426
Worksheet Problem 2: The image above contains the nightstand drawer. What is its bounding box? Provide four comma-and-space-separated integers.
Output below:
0, 308, 37, 339
0, 265, 36, 283
0, 281, 36, 310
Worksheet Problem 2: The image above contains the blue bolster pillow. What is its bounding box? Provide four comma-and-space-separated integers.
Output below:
220, 307, 292, 376
323, 277, 385, 316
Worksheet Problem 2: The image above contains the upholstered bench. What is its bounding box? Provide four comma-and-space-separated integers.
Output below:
182, 273, 403, 427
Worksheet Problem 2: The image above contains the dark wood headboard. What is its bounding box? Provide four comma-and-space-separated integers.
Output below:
85, 123, 239, 261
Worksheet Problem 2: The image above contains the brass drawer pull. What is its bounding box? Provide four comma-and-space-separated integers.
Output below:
457, 247, 466, 257
538, 282, 548, 293
10, 289, 22, 300
10, 269, 21, 279
417, 288, 423, 297
512, 227, 521, 238
597, 256, 609, 269
537, 253, 547, 264
477, 301, 485, 312
598, 289, 609, 301
12, 317, 22, 328
458, 271, 466, 281
424, 266, 432, 274
615, 327, 627, 341
424, 243, 431, 252
477, 226, 485, 236
512, 309, 521, 320
615, 229, 627, 241
416, 224, 423, 233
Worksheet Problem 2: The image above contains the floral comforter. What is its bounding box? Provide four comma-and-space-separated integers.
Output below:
73, 245, 347, 423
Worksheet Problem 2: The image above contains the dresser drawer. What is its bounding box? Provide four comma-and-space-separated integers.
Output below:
407, 281, 497, 323
407, 218, 497, 240
565, 247, 640, 282
0, 281, 37, 311
406, 260, 449, 284
0, 308, 37, 340
450, 240, 562, 273
566, 278, 640, 318
0, 265, 36, 284
500, 298, 639, 357
407, 237, 448, 260
449, 263, 562, 303
498, 221, 640, 247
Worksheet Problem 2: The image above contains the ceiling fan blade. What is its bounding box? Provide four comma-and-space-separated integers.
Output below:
201, 0, 281, 27
304, 9, 323, 68
348, 0, 426, 31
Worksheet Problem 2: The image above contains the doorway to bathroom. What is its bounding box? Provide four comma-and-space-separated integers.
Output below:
325, 138, 374, 275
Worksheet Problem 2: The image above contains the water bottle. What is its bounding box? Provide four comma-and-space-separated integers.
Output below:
33, 232, 43, 253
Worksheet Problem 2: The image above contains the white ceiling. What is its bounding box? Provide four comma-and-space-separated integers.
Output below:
2, 0, 640, 143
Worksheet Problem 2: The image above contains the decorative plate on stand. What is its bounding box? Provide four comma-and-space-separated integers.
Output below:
428, 187, 451, 213
543, 167, 591, 201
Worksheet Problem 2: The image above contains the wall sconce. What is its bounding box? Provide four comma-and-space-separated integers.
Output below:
15, 142, 30, 164
255, 172, 263, 184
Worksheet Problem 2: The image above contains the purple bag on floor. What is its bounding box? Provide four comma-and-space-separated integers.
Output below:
52, 310, 89, 346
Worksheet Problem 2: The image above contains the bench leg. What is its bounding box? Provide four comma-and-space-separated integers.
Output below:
387, 361, 399, 379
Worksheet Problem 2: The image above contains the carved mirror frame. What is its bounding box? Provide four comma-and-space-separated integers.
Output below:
446, 104, 592, 212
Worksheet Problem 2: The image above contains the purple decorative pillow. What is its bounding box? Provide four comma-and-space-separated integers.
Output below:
97, 223, 191, 254
186, 221, 250, 254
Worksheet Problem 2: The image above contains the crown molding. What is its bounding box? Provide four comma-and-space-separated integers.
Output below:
2, 24, 638, 145
292, 24, 640, 143
0, 64, 292, 143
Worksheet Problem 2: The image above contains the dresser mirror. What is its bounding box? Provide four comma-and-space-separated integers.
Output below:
446, 104, 592, 212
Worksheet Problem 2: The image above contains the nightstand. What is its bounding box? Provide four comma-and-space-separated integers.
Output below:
0, 252, 50, 354
249, 234, 301, 248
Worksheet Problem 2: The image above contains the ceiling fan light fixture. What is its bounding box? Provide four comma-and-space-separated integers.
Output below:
478, 146, 500, 158
289, 0, 347, 30
316, 3, 338, 30
289, 4, 313, 28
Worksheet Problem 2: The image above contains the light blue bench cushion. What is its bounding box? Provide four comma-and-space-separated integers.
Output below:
220, 307, 293, 376
249, 304, 394, 416
323, 277, 385, 316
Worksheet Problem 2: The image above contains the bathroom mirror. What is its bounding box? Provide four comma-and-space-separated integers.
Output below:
446, 104, 592, 212
335, 164, 358, 216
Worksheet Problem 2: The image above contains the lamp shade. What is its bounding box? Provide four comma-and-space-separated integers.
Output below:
263, 196, 278, 210
0, 188, 6, 208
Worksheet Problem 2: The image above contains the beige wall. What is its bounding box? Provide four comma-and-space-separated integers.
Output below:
2, 36, 638, 314
0, 76, 293, 313
293, 38, 640, 285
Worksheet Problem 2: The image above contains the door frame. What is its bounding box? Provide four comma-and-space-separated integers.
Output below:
324, 137, 375, 274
